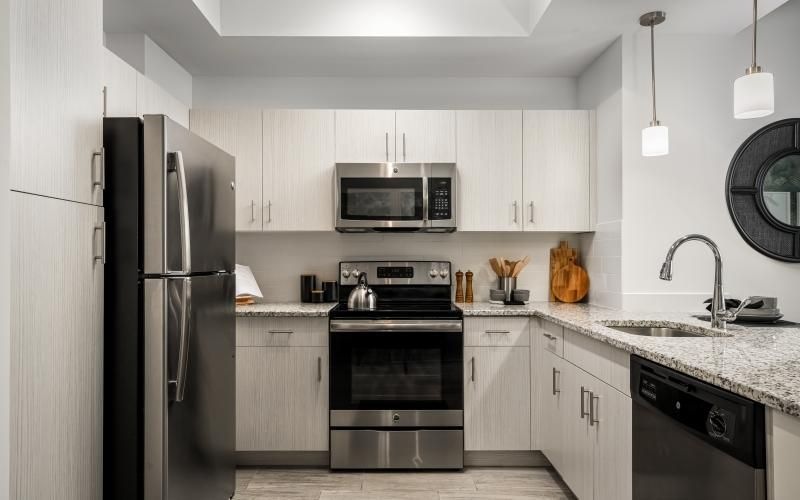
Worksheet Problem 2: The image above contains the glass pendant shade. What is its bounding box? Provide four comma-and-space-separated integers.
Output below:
734, 71, 774, 119
642, 125, 669, 157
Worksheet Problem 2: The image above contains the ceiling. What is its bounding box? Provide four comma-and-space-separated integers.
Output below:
103, 0, 789, 78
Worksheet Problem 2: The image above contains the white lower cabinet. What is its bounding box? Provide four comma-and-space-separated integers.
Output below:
236, 318, 329, 452
538, 350, 568, 472
10, 192, 104, 500
536, 325, 632, 500
236, 346, 328, 451
464, 346, 531, 451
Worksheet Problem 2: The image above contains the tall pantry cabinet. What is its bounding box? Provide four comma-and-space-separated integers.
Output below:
9, 0, 104, 498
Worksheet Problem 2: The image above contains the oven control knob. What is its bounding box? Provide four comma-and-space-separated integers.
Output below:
429, 269, 439, 278
341, 269, 351, 278
392, 413, 400, 423
351, 269, 359, 278
439, 269, 449, 279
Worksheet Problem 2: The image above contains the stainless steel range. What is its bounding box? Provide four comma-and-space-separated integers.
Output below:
329, 261, 464, 470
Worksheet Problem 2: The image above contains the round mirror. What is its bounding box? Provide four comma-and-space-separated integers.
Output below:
762, 154, 800, 227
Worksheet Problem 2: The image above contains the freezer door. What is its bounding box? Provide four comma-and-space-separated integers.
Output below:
143, 115, 235, 275
144, 274, 235, 500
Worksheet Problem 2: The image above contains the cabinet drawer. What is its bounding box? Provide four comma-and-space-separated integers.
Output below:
563, 328, 629, 396
237, 317, 328, 347
537, 319, 564, 356
465, 317, 530, 347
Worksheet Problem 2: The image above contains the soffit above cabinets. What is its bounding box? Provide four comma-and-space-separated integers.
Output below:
104, 0, 789, 78
219, 0, 552, 38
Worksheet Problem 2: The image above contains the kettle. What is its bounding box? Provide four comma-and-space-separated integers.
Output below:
347, 272, 378, 310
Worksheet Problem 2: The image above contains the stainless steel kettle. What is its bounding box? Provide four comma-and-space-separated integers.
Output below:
347, 272, 378, 310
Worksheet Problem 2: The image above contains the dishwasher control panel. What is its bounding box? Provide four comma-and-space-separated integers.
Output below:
631, 355, 765, 469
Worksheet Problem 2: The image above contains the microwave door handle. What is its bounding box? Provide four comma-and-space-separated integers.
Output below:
168, 151, 192, 274
423, 176, 429, 224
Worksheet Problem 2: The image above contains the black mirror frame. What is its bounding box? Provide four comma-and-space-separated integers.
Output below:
726, 118, 800, 263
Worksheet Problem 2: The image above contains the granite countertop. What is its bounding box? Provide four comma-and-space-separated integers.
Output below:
236, 302, 336, 317
234, 300, 800, 417
460, 302, 800, 417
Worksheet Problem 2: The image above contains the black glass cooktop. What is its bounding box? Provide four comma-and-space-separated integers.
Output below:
330, 301, 463, 320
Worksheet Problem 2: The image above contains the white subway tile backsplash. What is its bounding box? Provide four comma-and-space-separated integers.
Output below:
237, 232, 580, 303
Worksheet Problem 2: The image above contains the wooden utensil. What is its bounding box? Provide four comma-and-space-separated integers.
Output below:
551, 257, 589, 303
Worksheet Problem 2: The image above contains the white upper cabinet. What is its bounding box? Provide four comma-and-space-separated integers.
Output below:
264, 110, 335, 231
395, 110, 456, 163
523, 110, 591, 232
456, 110, 523, 231
334, 110, 396, 163
102, 49, 138, 118
136, 73, 190, 129
190, 110, 264, 232
10, 0, 103, 206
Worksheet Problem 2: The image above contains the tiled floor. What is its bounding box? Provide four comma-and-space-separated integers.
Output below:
235, 467, 576, 500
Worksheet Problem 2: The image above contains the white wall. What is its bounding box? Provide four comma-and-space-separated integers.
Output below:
577, 39, 623, 309
143, 36, 193, 105
192, 76, 577, 109
620, 0, 800, 320
238, 232, 578, 303
105, 33, 193, 105
0, 0, 9, 494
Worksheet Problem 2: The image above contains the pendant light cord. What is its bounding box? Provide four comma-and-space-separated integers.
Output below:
751, 0, 758, 70
650, 22, 658, 125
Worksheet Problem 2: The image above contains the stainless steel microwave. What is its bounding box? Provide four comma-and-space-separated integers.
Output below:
335, 163, 457, 232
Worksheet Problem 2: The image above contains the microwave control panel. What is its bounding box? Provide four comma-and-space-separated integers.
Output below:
429, 178, 452, 220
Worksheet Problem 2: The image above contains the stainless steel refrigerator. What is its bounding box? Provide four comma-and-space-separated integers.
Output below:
104, 115, 236, 500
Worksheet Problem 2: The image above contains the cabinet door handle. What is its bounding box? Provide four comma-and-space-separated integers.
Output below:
485, 329, 510, 335
513, 201, 518, 223
268, 329, 294, 334
93, 223, 106, 264
317, 356, 322, 382
529, 201, 534, 223
543, 332, 557, 341
92, 148, 106, 190
552, 367, 560, 395
385, 132, 389, 161
102, 85, 108, 117
250, 200, 256, 222
590, 392, 600, 426
402, 132, 406, 162
580, 386, 590, 419
470, 356, 475, 382
267, 201, 272, 223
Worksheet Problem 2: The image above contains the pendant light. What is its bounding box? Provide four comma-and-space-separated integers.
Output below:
640, 11, 668, 157
734, 0, 774, 119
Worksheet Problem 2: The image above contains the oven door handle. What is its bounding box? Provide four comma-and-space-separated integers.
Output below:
329, 319, 463, 333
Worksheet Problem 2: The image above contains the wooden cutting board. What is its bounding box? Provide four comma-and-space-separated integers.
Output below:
551, 257, 589, 303
549, 241, 577, 301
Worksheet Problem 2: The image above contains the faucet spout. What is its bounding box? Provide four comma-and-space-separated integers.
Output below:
659, 234, 728, 329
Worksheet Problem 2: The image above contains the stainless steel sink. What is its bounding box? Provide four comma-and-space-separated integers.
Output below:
605, 325, 705, 338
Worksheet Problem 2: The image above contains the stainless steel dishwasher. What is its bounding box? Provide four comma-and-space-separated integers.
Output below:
631, 355, 766, 500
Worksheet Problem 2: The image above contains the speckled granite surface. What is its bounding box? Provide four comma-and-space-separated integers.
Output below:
236, 302, 336, 317
460, 302, 800, 417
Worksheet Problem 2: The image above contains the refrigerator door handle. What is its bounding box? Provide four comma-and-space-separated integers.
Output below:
168, 151, 192, 274
171, 278, 192, 402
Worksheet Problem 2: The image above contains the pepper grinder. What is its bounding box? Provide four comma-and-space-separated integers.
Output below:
465, 270, 474, 303
455, 270, 465, 303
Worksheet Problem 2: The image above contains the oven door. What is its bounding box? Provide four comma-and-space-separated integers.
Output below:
329, 320, 463, 412
335, 163, 426, 231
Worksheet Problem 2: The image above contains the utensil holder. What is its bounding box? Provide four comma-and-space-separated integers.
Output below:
498, 277, 517, 301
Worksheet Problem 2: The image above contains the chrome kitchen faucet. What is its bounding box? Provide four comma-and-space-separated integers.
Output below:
659, 234, 751, 330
